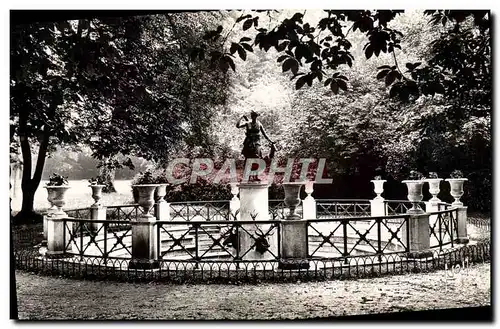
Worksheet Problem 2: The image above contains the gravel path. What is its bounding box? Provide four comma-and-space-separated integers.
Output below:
15, 262, 490, 320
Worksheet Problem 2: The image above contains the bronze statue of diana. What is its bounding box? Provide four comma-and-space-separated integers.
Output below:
236, 110, 275, 160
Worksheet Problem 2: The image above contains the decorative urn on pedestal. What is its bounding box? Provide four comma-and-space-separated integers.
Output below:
153, 170, 169, 203
402, 171, 426, 214
370, 176, 386, 200
425, 172, 442, 203
282, 182, 305, 220
88, 176, 107, 206
445, 170, 467, 207
44, 173, 71, 214
131, 171, 159, 217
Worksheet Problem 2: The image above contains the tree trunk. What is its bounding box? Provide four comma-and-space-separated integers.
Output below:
14, 126, 49, 224
20, 184, 36, 214
99, 159, 117, 193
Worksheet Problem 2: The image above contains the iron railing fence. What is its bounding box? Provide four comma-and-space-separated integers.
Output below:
169, 201, 231, 221
467, 216, 491, 231
62, 218, 133, 260
14, 243, 490, 283
429, 208, 459, 250
306, 214, 410, 260
11, 223, 44, 249
65, 207, 92, 220
384, 200, 422, 215
315, 200, 371, 218
47, 215, 415, 264
106, 204, 150, 221
384, 200, 452, 216
156, 220, 281, 262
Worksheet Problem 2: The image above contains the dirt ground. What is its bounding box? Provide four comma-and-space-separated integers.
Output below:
14, 261, 490, 320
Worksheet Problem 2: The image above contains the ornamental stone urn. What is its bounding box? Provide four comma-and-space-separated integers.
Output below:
132, 184, 158, 217
283, 182, 305, 220
44, 186, 71, 214
155, 184, 168, 203
304, 180, 315, 201
45, 187, 58, 213
89, 184, 106, 206
445, 178, 468, 206
370, 179, 386, 200
425, 178, 443, 203
401, 180, 425, 214
230, 183, 239, 201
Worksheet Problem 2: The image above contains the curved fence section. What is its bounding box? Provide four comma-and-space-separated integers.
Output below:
14, 242, 490, 283
13, 197, 489, 283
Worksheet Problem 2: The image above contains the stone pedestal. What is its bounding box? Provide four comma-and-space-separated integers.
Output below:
229, 184, 240, 220
370, 199, 386, 217
90, 205, 106, 232
154, 201, 170, 221
302, 181, 316, 220
402, 213, 432, 258
46, 212, 71, 258
237, 182, 277, 261
279, 220, 309, 269
302, 197, 316, 220
43, 208, 57, 244
456, 206, 469, 244
425, 201, 440, 230
238, 182, 269, 221
129, 215, 159, 269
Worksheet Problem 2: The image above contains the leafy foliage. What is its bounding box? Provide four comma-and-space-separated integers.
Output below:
88, 176, 106, 185
131, 170, 156, 185
46, 173, 69, 186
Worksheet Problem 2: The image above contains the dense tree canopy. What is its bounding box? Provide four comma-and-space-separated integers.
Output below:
10, 12, 230, 220
10, 10, 492, 218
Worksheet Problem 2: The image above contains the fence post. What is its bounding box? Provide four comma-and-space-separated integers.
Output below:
45, 187, 71, 258
238, 182, 277, 261
425, 201, 440, 229
154, 184, 170, 221
46, 210, 71, 258
402, 212, 432, 258
425, 178, 443, 229
302, 181, 316, 219
370, 179, 386, 217
155, 200, 170, 221
456, 206, 469, 244
43, 209, 57, 245
90, 205, 106, 232
130, 185, 159, 269
279, 220, 309, 269
229, 183, 240, 220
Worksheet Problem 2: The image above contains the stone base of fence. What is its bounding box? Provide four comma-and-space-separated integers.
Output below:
278, 259, 310, 270
128, 259, 161, 270
406, 250, 434, 259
